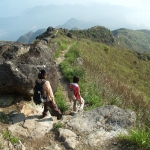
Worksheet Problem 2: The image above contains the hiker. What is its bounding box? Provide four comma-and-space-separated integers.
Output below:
70, 76, 84, 112
36, 69, 62, 120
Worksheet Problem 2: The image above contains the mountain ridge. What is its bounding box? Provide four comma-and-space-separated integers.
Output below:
17, 22, 150, 53
1, 3, 149, 41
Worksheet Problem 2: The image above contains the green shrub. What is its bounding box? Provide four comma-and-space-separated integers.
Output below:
10, 136, 20, 145
2, 131, 19, 145
0, 143, 3, 149
118, 127, 150, 149
60, 43, 85, 82
54, 41, 68, 59
0, 112, 9, 124
55, 84, 69, 113
108, 96, 121, 105
53, 122, 63, 130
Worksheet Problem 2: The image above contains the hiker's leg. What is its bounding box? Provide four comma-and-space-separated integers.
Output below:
73, 100, 78, 112
49, 101, 62, 119
42, 102, 49, 117
79, 97, 84, 111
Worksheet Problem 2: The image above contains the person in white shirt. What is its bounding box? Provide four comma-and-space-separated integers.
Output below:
36, 69, 62, 120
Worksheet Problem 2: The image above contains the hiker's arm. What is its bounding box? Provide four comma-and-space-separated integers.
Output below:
78, 88, 82, 104
32, 80, 36, 89
45, 81, 56, 104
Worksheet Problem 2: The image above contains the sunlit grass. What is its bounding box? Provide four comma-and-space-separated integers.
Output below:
118, 127, 150, 150
55, 84, 69, 114
54, 32, 150, 149
53, 122, 63, 130
2, 131, 19, 145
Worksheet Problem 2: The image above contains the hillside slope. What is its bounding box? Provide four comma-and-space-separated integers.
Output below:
113, 28, 150, 52
56, 18, 96, 30
17, 26, 150, 53
17, 29, 46, 44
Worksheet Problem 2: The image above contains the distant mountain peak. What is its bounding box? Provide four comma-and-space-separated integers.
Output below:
56, 18, 96, 30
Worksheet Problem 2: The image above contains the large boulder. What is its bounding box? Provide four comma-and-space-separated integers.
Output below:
68, 105, 136, 146
0, 41, 58, 99
36, 26, 56, 41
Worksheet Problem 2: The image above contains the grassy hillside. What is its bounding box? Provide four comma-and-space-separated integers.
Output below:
49, 27, 150, 148
70, 26, 114, 45
52, 30, 150, 115
113, 28, 150, 52
34, 26, 150, 126
17, 31, 34, 44
17, 29, 46, 44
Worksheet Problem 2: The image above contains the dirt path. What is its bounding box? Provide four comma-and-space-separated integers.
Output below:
55, 44, 73, 110
0, 44, 121, 150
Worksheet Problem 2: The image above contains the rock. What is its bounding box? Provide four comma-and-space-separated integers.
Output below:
0, 41, 58, 99
67, 32, 72, 38
8, 104, 53, 140
76, 57, 83, 65
0, 133, 26, 150
47, 27, 55, 32
85, 129, 128, 146
37, 27, 56, 40
14, 140, 26, 150
68, 105, 136, 132
42, 144, 61, 150
0, 94, 16, 107
8, 111, 26, 124
67, 105, 136, 146
59, 128, 78, 149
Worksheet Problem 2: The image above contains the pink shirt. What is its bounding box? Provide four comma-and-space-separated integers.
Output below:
70, 83, 80, 100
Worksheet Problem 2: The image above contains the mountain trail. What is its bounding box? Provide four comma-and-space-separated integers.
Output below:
0, 44, 121, 150
55, 44, 73, 111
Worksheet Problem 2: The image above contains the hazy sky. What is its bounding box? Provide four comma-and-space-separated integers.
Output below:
0, 0, 150, 28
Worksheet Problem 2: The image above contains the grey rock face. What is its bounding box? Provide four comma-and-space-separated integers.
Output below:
68, 105, 136, 132
68, 105, 136, 146
59, 128, 78, 149
8, 105, 53, 140
0, 41, 58, 99
36, 26, 55, 41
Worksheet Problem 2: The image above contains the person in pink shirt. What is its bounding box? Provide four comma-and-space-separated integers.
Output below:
70, 76, 84, 112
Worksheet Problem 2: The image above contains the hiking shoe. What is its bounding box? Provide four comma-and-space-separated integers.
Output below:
78, 109, 83, 112
39, 112, 48, 119
57, 114, 62, 120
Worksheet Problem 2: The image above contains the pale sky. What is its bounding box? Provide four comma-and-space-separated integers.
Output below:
0, 0, 150, 28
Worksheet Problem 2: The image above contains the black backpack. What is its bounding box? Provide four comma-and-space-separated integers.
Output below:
33, 80, 46, 105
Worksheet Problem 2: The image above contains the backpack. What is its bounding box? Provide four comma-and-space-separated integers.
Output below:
68, 84, 76, 101
33, 80, 46, 105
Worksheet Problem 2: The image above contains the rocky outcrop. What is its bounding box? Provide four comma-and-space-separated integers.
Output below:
8, 105, 53, 139
4, 103, 136, 150
68, 105, 136, 146
36, 26, 56, 41
59, 128, 78, 149
0, 39, 58, 99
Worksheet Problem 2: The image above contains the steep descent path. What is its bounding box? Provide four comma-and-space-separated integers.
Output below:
55, 44, 73, 110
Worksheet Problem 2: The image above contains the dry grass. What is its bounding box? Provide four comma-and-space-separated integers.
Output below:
57, 36, 150, 126
75, 39, 150, 126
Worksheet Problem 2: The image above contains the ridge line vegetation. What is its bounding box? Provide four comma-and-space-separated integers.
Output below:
53, 30, 150, 149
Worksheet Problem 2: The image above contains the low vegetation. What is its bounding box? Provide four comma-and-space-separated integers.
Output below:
113, 28, 150, 52
70, 26, 114, 45
55, 84, 69, 114
54, 32, 150, 149
118, 127, 150, 149
53, 122, 63, 130
53, 32, 75, 58
2, 130, 19, 145
0, 112, 9, 124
